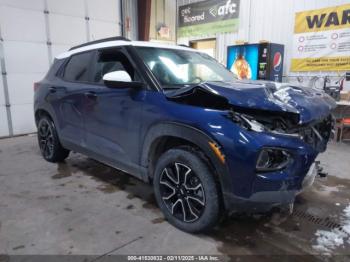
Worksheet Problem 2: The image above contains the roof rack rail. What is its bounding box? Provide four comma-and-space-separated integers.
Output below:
69, 36, 131, 51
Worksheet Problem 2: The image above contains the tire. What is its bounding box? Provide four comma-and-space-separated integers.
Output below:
37, 115, 70, 163
153, 147, 220, 233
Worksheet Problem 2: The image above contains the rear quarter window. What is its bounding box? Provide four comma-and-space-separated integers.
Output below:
63, 52, 93, 82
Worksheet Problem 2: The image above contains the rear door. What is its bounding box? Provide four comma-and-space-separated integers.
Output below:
51, 51, 94, 147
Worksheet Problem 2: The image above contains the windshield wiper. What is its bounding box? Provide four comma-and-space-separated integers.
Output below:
162, 86, 181, 90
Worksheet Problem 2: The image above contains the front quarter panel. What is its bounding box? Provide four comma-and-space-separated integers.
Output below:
139, 90, 322, 211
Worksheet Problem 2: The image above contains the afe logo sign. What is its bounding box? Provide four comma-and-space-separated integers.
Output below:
210, 0, 237, 17
178, 0, 240, 31
180, 0, 237, 18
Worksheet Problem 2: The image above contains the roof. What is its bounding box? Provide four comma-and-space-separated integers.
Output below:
55, 39, 197, 60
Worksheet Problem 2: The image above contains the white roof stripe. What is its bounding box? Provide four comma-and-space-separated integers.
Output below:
55, 40, 198, 59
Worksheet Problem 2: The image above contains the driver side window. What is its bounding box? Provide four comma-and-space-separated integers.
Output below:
92, 48, 140, 84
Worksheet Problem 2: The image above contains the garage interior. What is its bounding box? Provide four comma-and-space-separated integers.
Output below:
1, 0, 350, 259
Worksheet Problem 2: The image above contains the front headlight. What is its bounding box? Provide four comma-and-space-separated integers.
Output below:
240, 115, 265, 132
227, 110, 300, 136
228, 112, 265, 132
256, 148, 291, 172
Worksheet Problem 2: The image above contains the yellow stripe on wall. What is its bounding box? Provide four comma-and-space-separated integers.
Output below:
291, 56, 350, 72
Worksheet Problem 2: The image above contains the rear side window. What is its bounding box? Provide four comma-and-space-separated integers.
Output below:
63, 52, 93, 82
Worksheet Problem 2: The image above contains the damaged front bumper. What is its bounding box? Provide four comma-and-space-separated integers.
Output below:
223, 160, 324, 214
216, 117, 332, 214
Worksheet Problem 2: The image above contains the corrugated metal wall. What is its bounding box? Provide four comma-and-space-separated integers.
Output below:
149, 0, 177, 42
122, 0, 138, 40
177, 0, 350, 84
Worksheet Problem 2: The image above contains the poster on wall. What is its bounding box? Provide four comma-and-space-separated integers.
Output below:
178, 0, 240, 38
291, 3, 350, 72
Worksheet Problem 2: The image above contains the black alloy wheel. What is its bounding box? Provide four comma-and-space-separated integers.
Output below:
37, 116, 69, 162
38, 118, 55, 159
159, 162, 205, 223
154, 148, 220, 233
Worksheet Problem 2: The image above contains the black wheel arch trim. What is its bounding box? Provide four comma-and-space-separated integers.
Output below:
140, 121, 234, 208
34, 105, 64, 140
35, 106, 57, 127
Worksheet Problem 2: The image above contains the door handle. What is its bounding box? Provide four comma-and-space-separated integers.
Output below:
84, 91, 97, 99
49, 86, 65, 93
49, 87, 57, 93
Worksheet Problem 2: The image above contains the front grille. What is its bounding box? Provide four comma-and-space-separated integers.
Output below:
299, 115, 333, 152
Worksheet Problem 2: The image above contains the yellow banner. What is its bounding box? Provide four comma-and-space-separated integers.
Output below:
291, 3, 350, 72
291, 56, 350, 72
294, 4, 350, 33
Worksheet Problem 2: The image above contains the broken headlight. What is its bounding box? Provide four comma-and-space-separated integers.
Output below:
256, 148, 291, 172
240, 115, 265, 132
228, 112, 265, 132
228, 110, 299, 135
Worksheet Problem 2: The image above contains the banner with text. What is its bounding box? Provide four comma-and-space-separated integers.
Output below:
291, 3, 350, 72
178, 0, 240, 38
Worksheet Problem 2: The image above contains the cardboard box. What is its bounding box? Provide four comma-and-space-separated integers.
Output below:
340, 91, 350, 101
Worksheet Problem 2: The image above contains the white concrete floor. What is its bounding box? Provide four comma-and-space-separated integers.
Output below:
317, 141, 350, 179
0, 135, 349, 258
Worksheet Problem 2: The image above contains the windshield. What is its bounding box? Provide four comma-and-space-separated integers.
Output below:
135, 47, 236, 88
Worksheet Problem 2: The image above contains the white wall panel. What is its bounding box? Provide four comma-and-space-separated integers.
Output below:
10, 104, 36, 135
0, 106, 9, 137
0, 6, 46, 42
47, 0, 85, 17
0, 80, 6, 137
0, 75, 5, 105
89, 20, 120, 40
7, 73, 44, 105
0, 0, 44, 11
49, 14, 87, 45
3, 42, 49, 74
51, 44, 71, 60
87, 0, 120, 22
0, 0, 122, 136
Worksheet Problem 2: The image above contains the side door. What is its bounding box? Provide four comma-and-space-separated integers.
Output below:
50, 51, 94, 148
83, 47, 146, 174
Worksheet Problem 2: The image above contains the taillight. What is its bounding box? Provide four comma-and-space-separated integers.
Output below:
34, 82, 40, 92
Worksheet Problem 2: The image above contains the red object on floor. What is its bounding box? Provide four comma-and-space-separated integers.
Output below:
342, 118, 350, 124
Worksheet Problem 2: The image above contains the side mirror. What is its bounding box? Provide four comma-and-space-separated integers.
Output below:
102, 70, 143, 88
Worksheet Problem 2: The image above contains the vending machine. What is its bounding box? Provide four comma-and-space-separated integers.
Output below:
227, 42, 284, 82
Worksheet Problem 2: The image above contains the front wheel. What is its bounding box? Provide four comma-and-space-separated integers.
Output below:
153, 148, 220, 233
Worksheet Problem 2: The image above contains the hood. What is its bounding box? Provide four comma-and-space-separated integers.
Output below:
165, 81, 337, 124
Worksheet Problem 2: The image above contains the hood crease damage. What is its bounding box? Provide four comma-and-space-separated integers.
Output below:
165, 81, 337, 152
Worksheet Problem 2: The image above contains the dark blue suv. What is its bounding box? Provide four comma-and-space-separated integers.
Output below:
34, 37, 335, 232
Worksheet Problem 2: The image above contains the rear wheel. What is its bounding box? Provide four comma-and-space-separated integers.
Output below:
37, 116, 69, 162
153, 147, 220, 233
